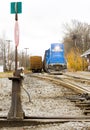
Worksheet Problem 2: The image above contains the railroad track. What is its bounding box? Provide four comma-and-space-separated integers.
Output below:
30, 73, 90, 94
0, 72, 90, 128
0, 116, 90, 127
63, 72, 90, 84
29, 73, 90, 115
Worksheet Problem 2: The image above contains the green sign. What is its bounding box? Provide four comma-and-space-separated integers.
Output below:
10, 2, 22, 14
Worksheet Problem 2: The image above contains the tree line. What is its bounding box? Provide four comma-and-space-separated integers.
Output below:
0, 39, 30, 72
0, 19, 90, 72
63, 20, 90, 71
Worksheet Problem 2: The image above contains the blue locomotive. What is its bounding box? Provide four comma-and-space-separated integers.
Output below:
43, 43, 67, 73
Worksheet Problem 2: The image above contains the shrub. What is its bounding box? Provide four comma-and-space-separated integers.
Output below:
66, 48, 88, 71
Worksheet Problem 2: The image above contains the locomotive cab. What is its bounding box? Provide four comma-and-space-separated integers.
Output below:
43, 43, 67, 73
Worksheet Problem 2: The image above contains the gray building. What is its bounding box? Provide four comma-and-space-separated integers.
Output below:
81, 49, 90, 71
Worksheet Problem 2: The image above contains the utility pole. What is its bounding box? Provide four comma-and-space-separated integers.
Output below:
21, 51, 24, 67
3, 42, 7, 72
24, 48, 29, 68
6, 40, 12, 70
72, 34, 77, 71
82, 36, 84, 71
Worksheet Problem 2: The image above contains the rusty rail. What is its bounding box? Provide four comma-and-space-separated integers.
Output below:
0, 116, 90, 127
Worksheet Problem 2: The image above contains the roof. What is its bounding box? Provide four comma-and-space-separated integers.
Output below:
81, 48, 90, 57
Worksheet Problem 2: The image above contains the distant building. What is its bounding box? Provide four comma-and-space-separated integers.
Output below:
81, 49, 90, 71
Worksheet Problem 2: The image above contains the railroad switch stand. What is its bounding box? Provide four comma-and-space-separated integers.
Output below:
7, 68, 25, 120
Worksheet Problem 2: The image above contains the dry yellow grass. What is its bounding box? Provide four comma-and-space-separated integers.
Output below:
0, 72, 13, 78
0, 70, 31, 78
67, 48, 88, 71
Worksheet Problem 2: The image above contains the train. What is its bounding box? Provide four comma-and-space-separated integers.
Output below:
30, 43, 67, 73
30, 56, 42, 72
43, 43, 67, 73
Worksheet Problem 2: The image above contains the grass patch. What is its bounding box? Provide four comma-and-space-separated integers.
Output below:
0, 72, 13, 78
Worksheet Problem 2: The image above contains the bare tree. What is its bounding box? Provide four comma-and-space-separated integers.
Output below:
63, 20, 90, 55
18, 50, 30, 69
0, 37, 15, 71
0, 39, 8, 71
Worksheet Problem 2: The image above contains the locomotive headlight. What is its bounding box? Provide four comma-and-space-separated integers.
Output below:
54, 46, 60, 51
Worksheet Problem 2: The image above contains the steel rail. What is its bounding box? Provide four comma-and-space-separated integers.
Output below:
0, 116, 90, 127
63, 73, 90, 82
31, 74, 90, 94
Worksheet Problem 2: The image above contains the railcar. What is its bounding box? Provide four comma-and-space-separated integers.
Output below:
43, 43, 67, 73
30, 56, 42, 72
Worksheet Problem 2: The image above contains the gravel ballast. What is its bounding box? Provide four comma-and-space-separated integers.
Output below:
0, 75, 90, 129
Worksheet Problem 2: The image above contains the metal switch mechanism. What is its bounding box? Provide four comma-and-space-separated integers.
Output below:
7, 67, 25, 120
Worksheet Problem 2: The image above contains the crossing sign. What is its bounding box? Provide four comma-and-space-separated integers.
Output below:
14, 21, 19, 47
11, 2, 22, 14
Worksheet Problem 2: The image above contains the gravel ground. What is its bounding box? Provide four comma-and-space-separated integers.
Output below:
22, 75, 83, 117
0, 74, 90, 129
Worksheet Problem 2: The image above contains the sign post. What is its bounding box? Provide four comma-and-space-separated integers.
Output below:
11, 2, 22, 70
14, 20, 19, 70
7, 2, 24, 121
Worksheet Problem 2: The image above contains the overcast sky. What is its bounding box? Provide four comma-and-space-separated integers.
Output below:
0, 0, 90, 56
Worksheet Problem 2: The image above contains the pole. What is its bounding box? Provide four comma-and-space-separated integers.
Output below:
3, 43, 6, 72
15, 46, 18, 71
6, 40, 12, 70
15, 2, 18, 71
82, 36, 84, 71
15, 12, 18, 71
8, 1, 24, 121
24, 48, 29, 68
21, 51, 24, 67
